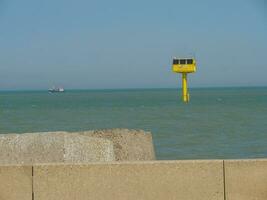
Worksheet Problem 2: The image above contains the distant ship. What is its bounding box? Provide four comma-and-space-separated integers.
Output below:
48, 86, 65, 93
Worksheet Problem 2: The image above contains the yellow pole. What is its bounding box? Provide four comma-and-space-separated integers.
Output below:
182, 73, 189, 103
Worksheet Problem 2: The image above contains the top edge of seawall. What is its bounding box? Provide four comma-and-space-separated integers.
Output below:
1, 159, 266, 167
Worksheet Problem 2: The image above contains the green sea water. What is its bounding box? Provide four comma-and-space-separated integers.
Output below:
0, 87, 266, 160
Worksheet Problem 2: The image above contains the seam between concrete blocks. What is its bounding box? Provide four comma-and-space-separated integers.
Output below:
223, 160, 226, 200
32, 166, 34, 200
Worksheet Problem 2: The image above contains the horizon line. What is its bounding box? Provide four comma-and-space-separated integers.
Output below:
0, 85, 267, 92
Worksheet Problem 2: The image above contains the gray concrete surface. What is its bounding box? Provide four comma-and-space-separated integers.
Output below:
0, 129, 155, 164
0, 132, 115, 164
78, 129, 155, 161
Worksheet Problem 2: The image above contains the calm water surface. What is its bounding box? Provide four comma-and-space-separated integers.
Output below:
0, 87, 266, 160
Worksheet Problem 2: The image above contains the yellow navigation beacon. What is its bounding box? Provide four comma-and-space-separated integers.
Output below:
172, 58, 196, 103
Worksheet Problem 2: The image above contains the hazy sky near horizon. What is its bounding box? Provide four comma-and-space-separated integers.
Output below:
0, 0, 266, 90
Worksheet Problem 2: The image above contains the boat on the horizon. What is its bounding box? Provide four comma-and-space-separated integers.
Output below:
48, 86, 65, 93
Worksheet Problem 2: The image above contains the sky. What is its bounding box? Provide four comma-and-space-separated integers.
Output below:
0, 0, 266, 90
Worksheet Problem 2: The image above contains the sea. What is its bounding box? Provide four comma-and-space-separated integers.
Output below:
0, 87, 266, 160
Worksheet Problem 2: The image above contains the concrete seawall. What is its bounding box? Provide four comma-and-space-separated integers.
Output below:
77, 129, 156, 161
0, 129, 155, 164
0, 165, 32, 200
1, 159, 266, 200
224, 159, 267, 200
0, 132, 115, 164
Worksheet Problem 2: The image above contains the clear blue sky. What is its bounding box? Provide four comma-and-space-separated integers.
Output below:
0, 0, 266, 90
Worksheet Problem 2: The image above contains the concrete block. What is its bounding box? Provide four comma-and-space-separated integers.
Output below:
63, 134, 115, 163
224, 159, 267, 200
0, 132, 65, 165
33, 160, 224, 200
0, 165, 32, 200
77, 129, 156, 161
0, 132, 115, 164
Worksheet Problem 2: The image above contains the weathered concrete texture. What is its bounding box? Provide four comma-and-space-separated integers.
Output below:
0, 132, 115, 164
0, 129, 155, 164
33, 160, 224, 200
225, 159, 267, 200
64, 133, 115, 163
77, 129, 156, 161
0, 165, 32, 200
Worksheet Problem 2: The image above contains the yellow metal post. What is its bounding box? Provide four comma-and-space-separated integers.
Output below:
182, 73, 189, 103
172, 58, 196, 103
